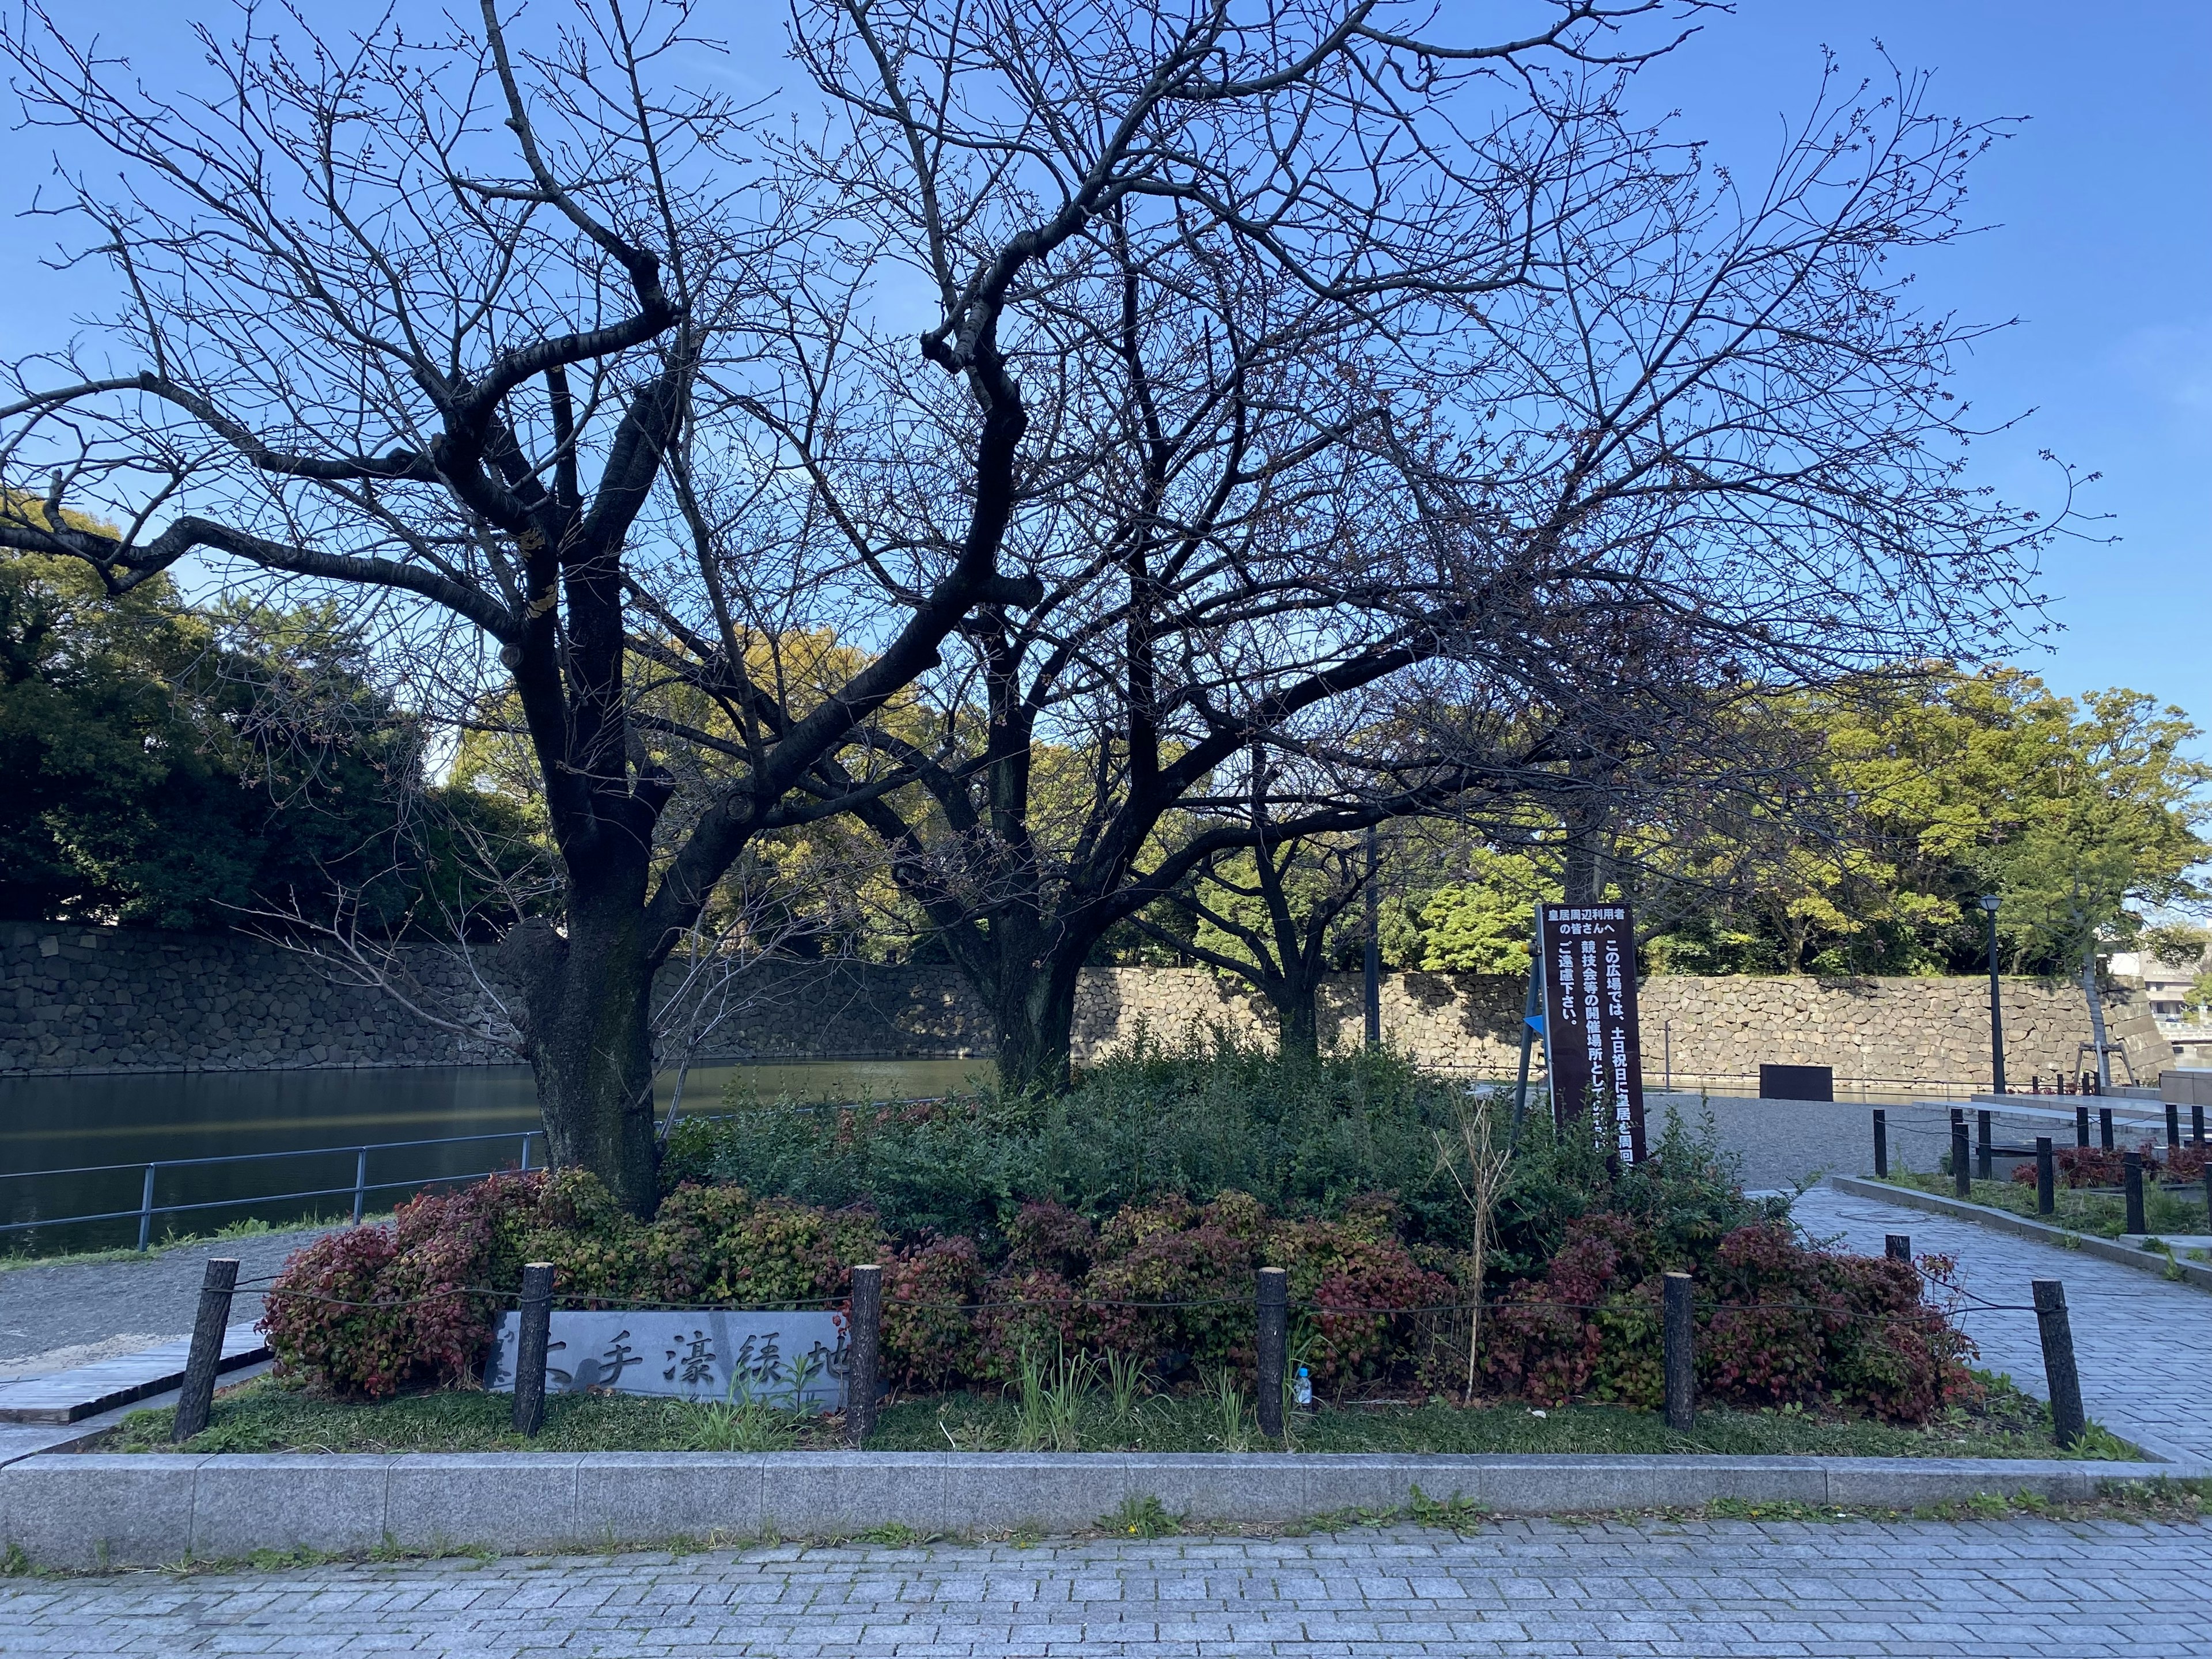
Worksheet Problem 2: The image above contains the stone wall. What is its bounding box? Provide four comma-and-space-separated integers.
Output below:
0, 919, 2171, 1086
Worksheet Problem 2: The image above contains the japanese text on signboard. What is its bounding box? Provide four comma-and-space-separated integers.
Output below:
1537, 902, 1646, 1162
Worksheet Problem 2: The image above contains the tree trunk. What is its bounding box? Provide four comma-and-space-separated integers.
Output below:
990, 956, 1082, 1095
1270, 984, 1321, 1065
502, 887, 662, 1218
2082, 944, 2113, 1090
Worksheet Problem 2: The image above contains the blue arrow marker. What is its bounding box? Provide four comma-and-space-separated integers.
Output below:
1524, 1014, 1544, 1035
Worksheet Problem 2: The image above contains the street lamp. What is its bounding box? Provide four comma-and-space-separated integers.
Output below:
1979, 895, 2005, 1094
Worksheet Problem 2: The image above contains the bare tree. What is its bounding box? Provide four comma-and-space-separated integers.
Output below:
1131, 753, 1376, 1063
0, 0, 1140, 1213
760, 7, 2055, 1090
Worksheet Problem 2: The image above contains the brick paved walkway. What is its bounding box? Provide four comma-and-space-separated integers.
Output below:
1795, 1183, 2212, 1463
2, 1517, 2204, 1657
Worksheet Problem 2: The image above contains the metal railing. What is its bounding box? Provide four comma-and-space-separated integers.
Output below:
0, 1129, 543, 1252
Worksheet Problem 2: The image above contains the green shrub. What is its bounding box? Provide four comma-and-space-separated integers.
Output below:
661, 1035, 1474, 1245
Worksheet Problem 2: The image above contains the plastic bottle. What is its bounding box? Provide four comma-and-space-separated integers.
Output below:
1294, 1365, 1312, 1407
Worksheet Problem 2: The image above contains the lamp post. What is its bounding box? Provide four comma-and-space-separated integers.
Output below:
1980, 895, 2006, 1094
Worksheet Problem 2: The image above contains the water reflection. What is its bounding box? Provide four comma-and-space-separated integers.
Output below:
0, 1056, 991, 1255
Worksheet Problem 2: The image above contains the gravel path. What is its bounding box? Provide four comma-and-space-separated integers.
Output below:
0, 1227, 330, 1377
2, 1517, 2199, 1657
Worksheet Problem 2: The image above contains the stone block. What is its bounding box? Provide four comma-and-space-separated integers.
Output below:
944, 1454, 1124, 1534
575, 1453, 764, 1545
1297, 1453, 1451, 1515
191, 1453, 392, 1559
1477, 1456, 1657, 1513
758, 1450, 946, 1536
1638, 1455, 1827, 1506
385, 1452, 583, 1551
1131, 1453, 1307, 1524
0, 1453, 200, 1570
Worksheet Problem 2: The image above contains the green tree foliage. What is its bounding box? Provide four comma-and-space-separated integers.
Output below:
0, 540, 531, 933
1399, 850, 1548, 975
1643, 667, 2210, 976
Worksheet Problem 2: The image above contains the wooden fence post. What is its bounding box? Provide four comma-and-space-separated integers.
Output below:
2037, 1137, 2055, 1217
170, 1257, 238, 1442
513, 1262, 553, 1438
847, 1263, 884, 1448
2124, 1151, 2146, 1236
1951, 1119, 1971, 1198
1872, 1109, 1888, 1178
1662, 1272, 1695, 1432
2031, 1279, 2086, 1449
1884, 1234, 1911, 1262
1256, 1267, 1288, 1442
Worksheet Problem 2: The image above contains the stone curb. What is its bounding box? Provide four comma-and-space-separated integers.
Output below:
1, 1449, 2200, 1570
1828, 1175, 2212, 1293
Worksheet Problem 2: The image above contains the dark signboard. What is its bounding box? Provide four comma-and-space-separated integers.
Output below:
1537, 902, 1646, 1161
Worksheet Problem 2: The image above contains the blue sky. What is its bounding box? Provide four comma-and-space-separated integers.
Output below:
0, 0, 2203, 730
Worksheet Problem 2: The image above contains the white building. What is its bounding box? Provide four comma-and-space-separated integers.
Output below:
2110, 949, 2212, 1067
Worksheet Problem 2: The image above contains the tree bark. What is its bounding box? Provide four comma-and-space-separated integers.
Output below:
502, 887, 661, 1218
2082, 943, 2114, 1091
1270, 984, 1322, 1065
986, 943, 1085, 1096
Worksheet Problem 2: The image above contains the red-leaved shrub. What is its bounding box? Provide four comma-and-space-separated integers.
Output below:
1477, 1214, 1971, 1422
261, 1173, 543, 1397
881, 1235, 986, 1389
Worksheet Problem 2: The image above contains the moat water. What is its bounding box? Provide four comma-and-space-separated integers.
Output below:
0, 1056, 990, 1255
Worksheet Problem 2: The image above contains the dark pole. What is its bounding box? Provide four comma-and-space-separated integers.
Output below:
1662, 1272, 1695, 1431
171, 1257, 239, 1442
1976, 1109, 1992, 1182
1980, 896, 2006, 1093
2036, 1135, 2055, 1217
1362, 827, 1381, 1050
2168, 1103, 2181, 1150
1872, 1109, 1888, 1178
2099, 1107, 2114, 1152
1256, 1267, 1288, 1442
847, 1263, 884, 1447
1951, 1117, 1971, 1198
2031, 1279, 2086, 1448
512, 1261, 554, 1438
1884, 1234, 1911, 1262
1510, 946, 1541, 1149
2124, 1151, 2147, 1236
2075, 1104, 2090, 1148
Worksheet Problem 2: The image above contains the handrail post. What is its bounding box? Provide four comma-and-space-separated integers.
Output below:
519, 1132, 531, 1173
352, 1148, 369, 1225
137, 1163, 157, 1253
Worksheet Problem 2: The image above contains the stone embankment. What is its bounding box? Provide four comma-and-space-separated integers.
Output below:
0, 920, 2170, 1085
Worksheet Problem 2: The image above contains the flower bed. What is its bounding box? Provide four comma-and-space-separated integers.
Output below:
262, 1052, 1978, 1427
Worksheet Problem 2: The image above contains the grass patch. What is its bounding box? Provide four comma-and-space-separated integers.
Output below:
0, 1213, 362, 1272
1878, 1170, 2211, 1238
119, 1368, 2121, 1461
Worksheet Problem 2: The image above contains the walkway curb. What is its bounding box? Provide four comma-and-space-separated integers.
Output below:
1828, 1176, 2212, 1293
2, 1449, 2202, 1570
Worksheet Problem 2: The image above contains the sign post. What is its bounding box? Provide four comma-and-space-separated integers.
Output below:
1536, 902, 1646, 1162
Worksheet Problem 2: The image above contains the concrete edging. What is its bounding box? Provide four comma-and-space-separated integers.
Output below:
1, 1449, 2199, 1569
1828, 1175, 2212, 1293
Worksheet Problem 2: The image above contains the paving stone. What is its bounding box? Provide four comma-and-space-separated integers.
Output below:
1795, 1183, 2212, 1460
3, 1516, 2207, 1656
